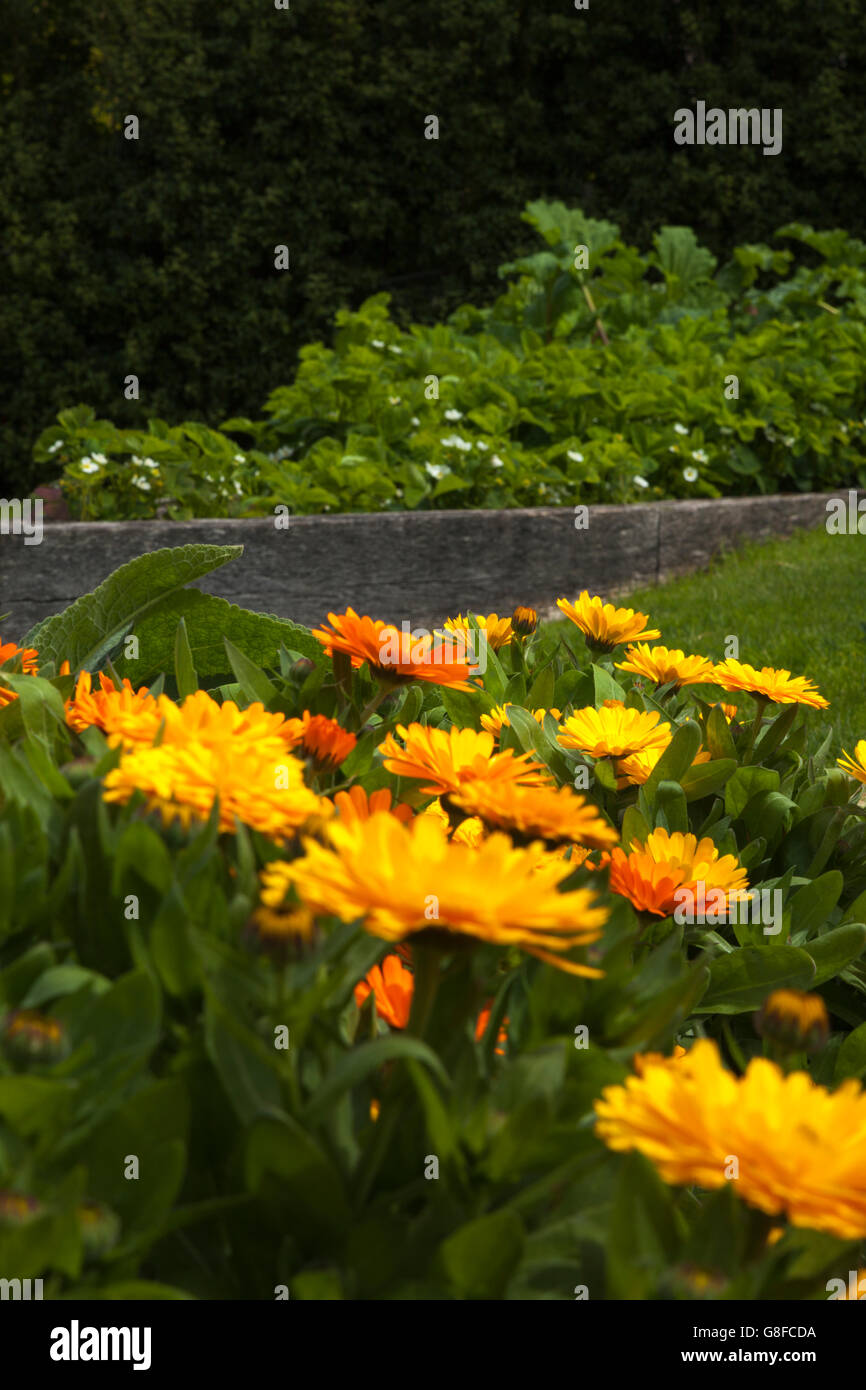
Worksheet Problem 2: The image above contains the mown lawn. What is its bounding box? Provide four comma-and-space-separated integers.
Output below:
546, 525, 866, 753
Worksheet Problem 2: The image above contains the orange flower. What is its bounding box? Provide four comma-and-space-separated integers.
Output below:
312, 608, 475, 689
475, 1003, 509, 1055
601, 828, 748, 918
556, 592, 660, 651
64, 670, 163, 747
616, 643, 715, 688
284, 710, 357, 769
712, 660, 828, 709
0, 640, 39, 708
380, 722, 551, 796
450, 780, 618, 850
354, 955, 415, 1029
331, 785, 414, 824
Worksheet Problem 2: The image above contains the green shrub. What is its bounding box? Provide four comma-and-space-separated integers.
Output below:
38, 208, 866, 518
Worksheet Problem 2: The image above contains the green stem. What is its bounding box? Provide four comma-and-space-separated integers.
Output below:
356, 683, 393, 730
742, 696, 769, 764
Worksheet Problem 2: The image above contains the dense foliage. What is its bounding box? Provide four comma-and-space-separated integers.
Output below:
38, 207, 866, 518
4, 0, 865, 494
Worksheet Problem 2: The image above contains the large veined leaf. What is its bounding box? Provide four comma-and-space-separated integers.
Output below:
652, 226, 717, 288
21, 544, 243, 671
109, 588, 325, 684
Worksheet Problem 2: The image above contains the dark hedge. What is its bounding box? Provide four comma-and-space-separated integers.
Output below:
2, 0, 865, 493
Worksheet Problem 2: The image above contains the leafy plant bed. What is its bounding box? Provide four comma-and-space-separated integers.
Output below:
1, 544, 866, 1300
0, 491, 850, 644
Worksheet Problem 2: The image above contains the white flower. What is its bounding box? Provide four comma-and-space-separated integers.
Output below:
840, 425, 849, 434
234, 481, 243, 495
674, 423, 689, 436
491, 455, 504, 469
389, 396, 401, 405
131, 474, 151, 491
91, 452, 107, 464
783, 435, 796, 447
683, 466, 699, 483
371, 339, 385, 349
388, 345, 403, 355
48, 439, 64, 453
426, 462, 450, 480
634, 475, 650, 489
567, 450, 584, 462
691, 449, 708, 463
411, 416, 420, 427
80, 459, 100, 475
719, 426, 733, 435
669, 446, 680, 453
440, 434, 472, 452
140, 457, 159, 470
444, 409, 463, 421
234, 454, 245, 463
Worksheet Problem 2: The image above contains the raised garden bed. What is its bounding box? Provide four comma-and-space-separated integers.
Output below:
0, 491, 845, 642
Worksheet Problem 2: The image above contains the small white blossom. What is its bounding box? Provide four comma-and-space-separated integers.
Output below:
131, 474, 151, 491
91, 452, 107, 464
234, 454, 245, 463
411, 416, 420, 427
48, 439, 64, 453
491, 455, 504, 469
673, 423, 689, 436
140, 457, 159, 470
669, 446, 680, 453
234, 480, 243, 495
444, 409, 463, 421
371, 339, 385, 349
634, 475, 650, 489
683, 466, 699, 483
567, 450, 584, 462
440, 434, 472, 452
80, 459, 100, 474
476, 440, 488, 450
389, 396, 401, 405
426, 462, 450, 480
691, 449, 708, 463
388, 345, 403, 355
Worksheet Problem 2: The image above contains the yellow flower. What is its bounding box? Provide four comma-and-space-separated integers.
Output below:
511, 606, 538, 636
450, 780, 618, 850
556, 592, 660, 651
557, 701, 672, 759
380, 722, 552, 796
616, 643, 716, 688
65, 670, 163, 748
103, 741, 329, 841
755, 990, 830, 1053
419, 797, 486, 847
594, 1039, 866, 1240
155, 690, 300, 757
283, 811, 609, 976
479, 704, 561, 738
614, 743, 712, 788
712, 659, 828, 709
442, 612, 514, 651
838, 741, 866, 785
0, 640, 40, 708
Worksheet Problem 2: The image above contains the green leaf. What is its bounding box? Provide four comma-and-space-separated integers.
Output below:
725, 766, 779, 820
607, 1151, 684, 1299
245, 1114, 351, 1247
836, 1021, 866, 1082
21, 544, 244, 671
173, 616, 198, 698
655, 780, 688, 834
223, 637, 279, 705
705, 704, 737, 760
592, 664, 626, 705
695, 946, 816, 1014
789, 872, 843, 940
304, 1036, 449, 1125
680, 758, 737, 802
804, 923, 866, 986
438, 1209, 525, 1299
643, 719, 701, 809
204, 990, 282, 1126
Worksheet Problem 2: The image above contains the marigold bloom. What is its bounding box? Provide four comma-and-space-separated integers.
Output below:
614, 743, 712, 788
443, 612, 514, 651
479, 704, 561, 738
616, 643, 716, 688
103, 741, 329, 841
380, 722, 551, 796
595, 1039, 866, 1240
284, 710, 357, 769
556, 592, 660, 650
712, 659, 828, 709
331, 784, 414, 824
601, 827, 748, 917
719, 702, 739, 723
511, 606, 538, 636
248, 902, 316, 945
0, 640, 39, 707
284, 812, 609, 976
156, 690, 299, 757
420, 797, 486, 846
65, 670, 163, 747
450, 780, 618, 850
755, 990, 829, 1054
312, 608, 474, 689
838, 741, 866, 785
558, 702, 672, 759
354, 955, 414, 1029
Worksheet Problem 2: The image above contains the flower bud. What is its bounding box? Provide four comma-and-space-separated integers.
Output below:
755, 989, 829, 1053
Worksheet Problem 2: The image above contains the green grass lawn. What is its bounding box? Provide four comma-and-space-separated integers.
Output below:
546, 525, 866, 753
